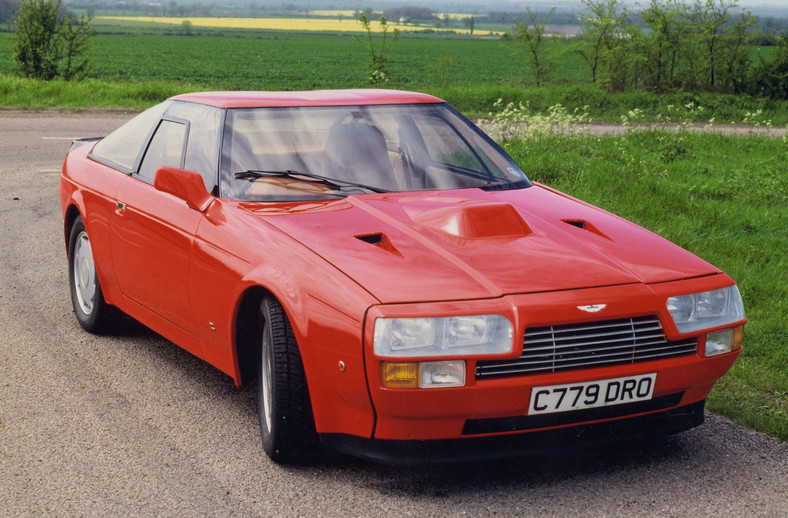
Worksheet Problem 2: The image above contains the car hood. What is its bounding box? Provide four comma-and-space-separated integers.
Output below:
248, 186, 718, 304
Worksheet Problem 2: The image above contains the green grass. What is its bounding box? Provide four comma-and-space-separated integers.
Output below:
1, 31, 787, 124
0, 75, 185, 108
503, 129, 788, 440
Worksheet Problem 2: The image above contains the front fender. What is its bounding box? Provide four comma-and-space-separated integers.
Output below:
191, 201, 380, 438
239, 254, 380, 438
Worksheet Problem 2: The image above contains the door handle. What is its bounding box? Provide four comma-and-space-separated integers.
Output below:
115, 201, 127, 214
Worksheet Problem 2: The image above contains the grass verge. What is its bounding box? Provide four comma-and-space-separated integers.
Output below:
434, 85, 788, 125
2, 73, 787, 130
0, 76, 186, 109
502, 129, 788, 440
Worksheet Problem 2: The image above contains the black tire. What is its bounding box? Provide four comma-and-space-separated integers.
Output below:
67, 215, 115, 333
258, 296, 319, 463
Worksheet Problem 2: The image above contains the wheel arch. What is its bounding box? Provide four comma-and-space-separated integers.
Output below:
233, 284, 272, 387
229, 258, 378, 439
63, 204, 83, 254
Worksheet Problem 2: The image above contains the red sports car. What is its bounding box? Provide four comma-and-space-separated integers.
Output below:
60, 90, 745, 464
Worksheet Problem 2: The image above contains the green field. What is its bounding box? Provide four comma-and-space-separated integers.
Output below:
0, 31, 588, 88
1, 29, 786, 124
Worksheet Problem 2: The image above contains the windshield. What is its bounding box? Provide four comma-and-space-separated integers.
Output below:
221, 103, 530, 200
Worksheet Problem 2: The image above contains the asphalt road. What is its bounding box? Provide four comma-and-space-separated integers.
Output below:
1, 111, 787, 517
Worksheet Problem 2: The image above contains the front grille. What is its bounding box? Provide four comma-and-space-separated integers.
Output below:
476, 316, 696, 379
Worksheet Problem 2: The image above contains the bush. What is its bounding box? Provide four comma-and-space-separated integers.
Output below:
12, 0, 93, 81
750, 34, 788, 100
12, 0, 61, 80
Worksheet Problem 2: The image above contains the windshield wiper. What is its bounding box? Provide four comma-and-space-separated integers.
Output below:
479, 176, 531, 191
234, 169, 390, 194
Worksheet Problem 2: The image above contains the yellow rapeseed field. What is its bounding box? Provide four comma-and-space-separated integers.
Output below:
97, 16, 480, 35
310, 10, 472, 20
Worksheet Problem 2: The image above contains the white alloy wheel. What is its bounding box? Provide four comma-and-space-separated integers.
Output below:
261, 325, 274, 435
73, 231, 97, 315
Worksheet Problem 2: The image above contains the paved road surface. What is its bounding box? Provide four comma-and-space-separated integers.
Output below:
1, 111, 786, 517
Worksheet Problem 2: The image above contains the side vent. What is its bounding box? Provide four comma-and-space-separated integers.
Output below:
354, 232, 403, 257
356, 233, 383, 245
561, 219, 612, 240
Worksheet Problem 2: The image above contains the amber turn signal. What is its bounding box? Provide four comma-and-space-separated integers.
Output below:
381, 362, 419, 389
733, 325, 744, 350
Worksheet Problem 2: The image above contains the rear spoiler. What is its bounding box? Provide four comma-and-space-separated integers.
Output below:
69, 137, 103, 152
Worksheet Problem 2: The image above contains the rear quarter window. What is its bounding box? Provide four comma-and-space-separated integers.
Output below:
90, 101, 171, 172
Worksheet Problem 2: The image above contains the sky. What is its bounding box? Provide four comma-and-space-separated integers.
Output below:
505, 0, 784, 5
447, 0, 787, 13
387, 0, 788, 17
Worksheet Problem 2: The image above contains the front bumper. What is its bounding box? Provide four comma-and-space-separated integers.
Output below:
321, 400, 706, 466
367, 349, 737, 440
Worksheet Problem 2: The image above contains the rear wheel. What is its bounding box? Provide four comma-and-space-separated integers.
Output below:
258, 296, 318, 463
68, 216, 115, 333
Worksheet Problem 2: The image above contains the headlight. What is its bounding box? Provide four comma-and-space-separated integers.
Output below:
667, 285, 745, 334
373, 314, 513, 358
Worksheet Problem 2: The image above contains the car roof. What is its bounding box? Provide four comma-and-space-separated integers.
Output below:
170, 89, 444, 109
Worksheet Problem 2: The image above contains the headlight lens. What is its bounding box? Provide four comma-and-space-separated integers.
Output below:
667, 285, 745, 334
374, 314, 513, 358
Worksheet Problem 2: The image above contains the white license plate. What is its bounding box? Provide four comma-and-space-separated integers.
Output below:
528, 373, 656, 415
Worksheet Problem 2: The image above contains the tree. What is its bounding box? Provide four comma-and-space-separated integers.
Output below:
510, 7, 556, 87
718, 10, 756, 93
12, 0, 93, 81
577, 0, 623, 84
750, 33, 788, 99
355, 13, 399, 86
605, 22, 648, 92
12, 0, 62, 80
687, 0, 755, 92
382, 7, 434, 23
640, 0, 687, 91
60, 12, 94, 80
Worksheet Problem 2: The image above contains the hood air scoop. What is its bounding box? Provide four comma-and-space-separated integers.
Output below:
410, 202, 532, 241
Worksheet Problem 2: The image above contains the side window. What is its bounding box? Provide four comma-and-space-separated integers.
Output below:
166, 102, 222, 193
138, 120, 187, 181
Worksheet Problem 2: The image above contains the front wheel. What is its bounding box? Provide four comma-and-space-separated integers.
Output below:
68, 216, 115, 333
258, 296, 318, 463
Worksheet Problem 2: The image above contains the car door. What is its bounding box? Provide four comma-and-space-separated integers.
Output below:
110, 116, 203, 334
